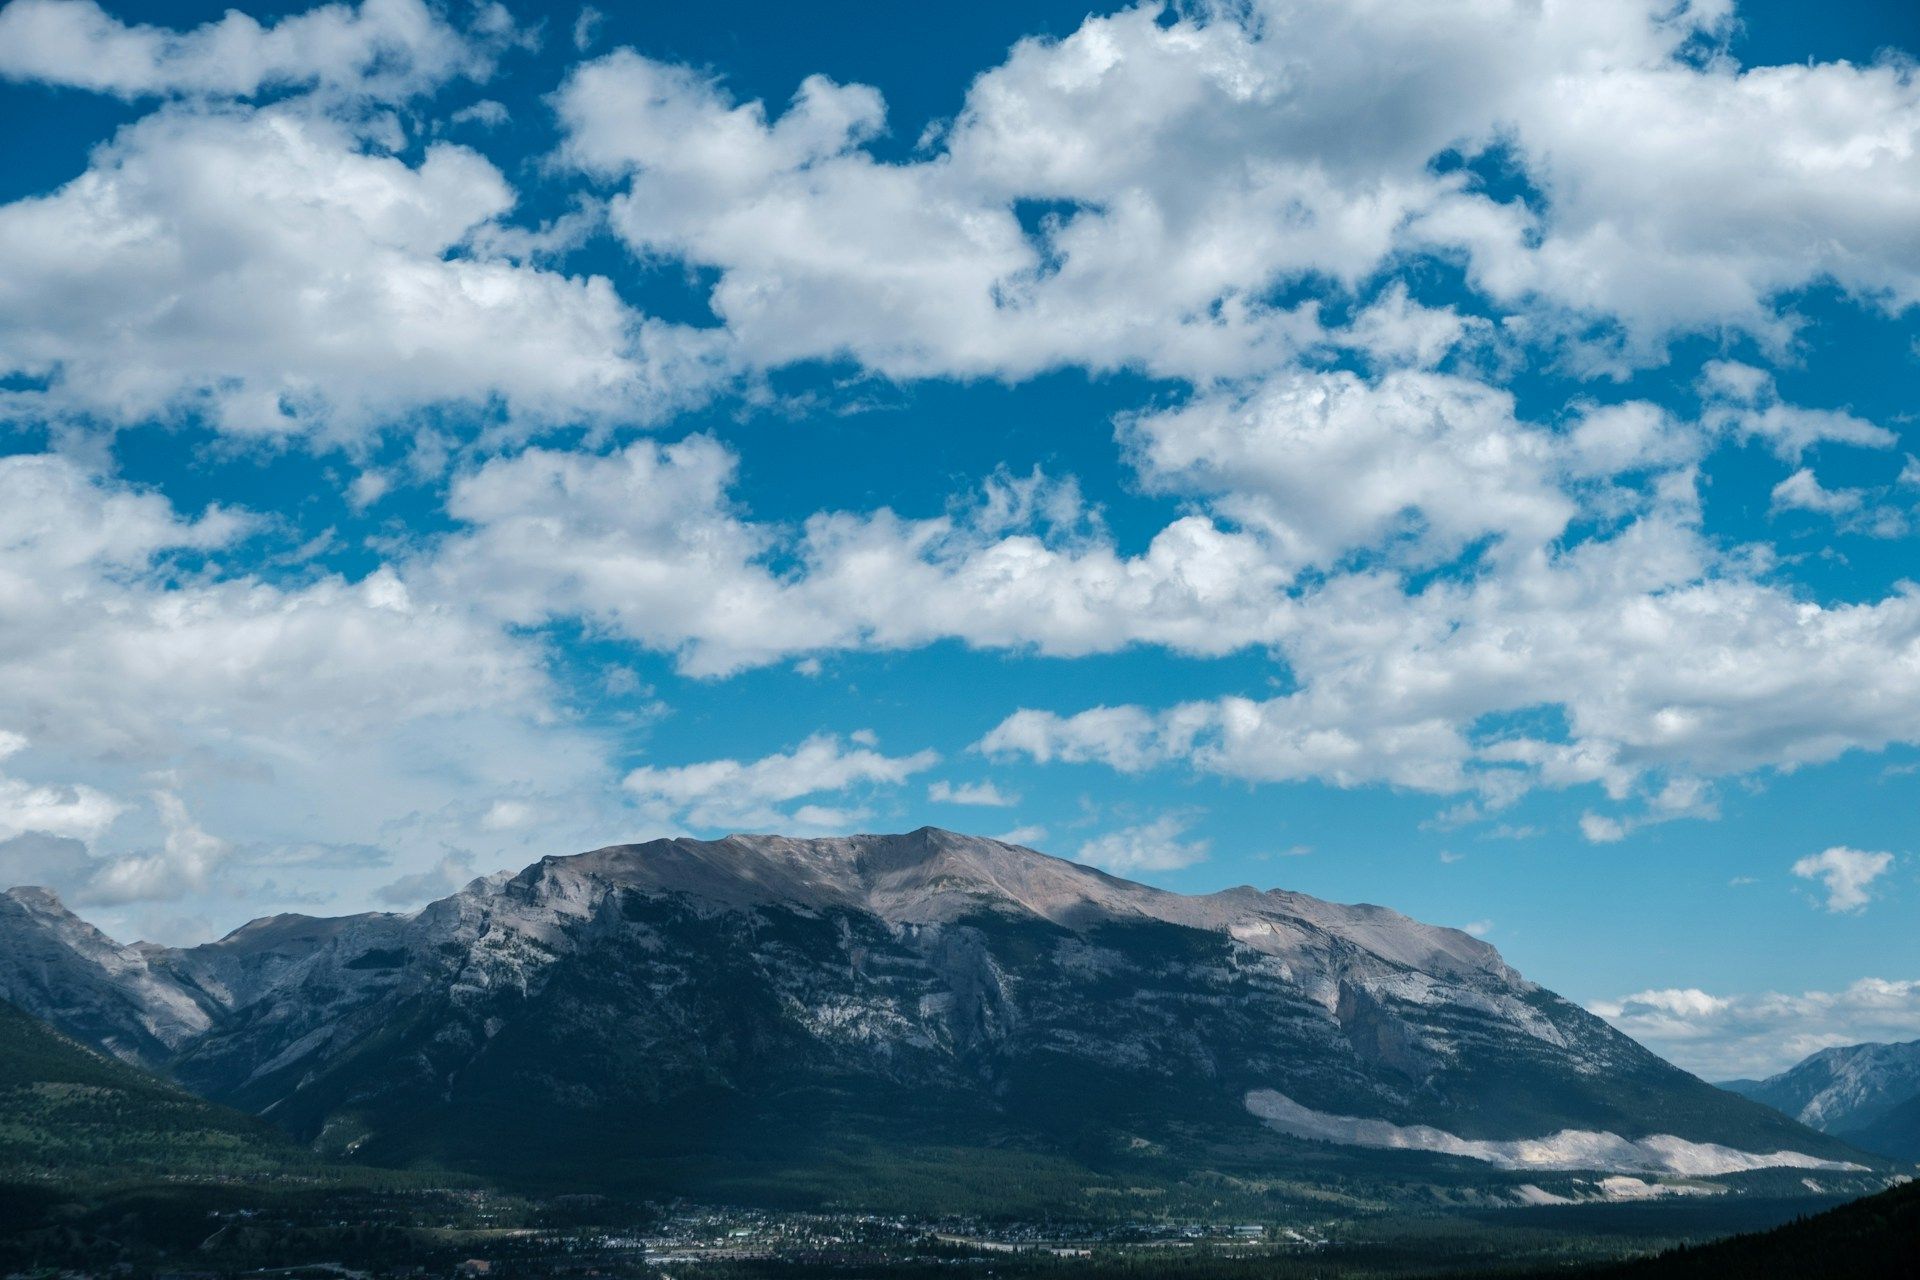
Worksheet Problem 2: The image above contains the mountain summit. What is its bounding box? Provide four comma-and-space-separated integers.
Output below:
0, 830, 1876, 1207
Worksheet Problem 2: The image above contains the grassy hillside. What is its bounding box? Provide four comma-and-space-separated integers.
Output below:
0, 995, 316, 1184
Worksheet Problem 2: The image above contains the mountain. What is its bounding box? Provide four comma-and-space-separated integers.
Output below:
0, 885, 214, 1069
0, 829, 1883, 1211
1721, 1040, 1920, 1162
0, 994, 305, 1183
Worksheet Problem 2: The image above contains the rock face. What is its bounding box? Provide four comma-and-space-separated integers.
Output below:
0, 829, 1869, 1197
1723, 1040, 1920, 1161
0, 886, 214, 1066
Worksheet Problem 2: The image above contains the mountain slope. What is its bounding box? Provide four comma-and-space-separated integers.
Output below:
1722, 1039, 1920, 1162
0, 886, 214, 1070
0, 830, 1883, 1208
1837, 1091, 1920, 1166
0, 995, 307, 1183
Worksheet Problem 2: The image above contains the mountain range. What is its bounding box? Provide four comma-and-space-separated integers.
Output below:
0, 828, 1886, 1212
1722, 1039, 1920, 1163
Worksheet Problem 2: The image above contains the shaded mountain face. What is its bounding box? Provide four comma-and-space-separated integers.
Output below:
0, 830, 1875, 1202
1722, 1039, 1920, 1162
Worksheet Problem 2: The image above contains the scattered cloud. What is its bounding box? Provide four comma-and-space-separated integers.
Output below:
1594, 979, 1920, 1079
375, 849, 479, 907
570, 4, 601, 52
1792, 846, 1895, 913
1077, 813, 1210, 875
0, 0, 516, 102
0, 731, 122, 842
928, 780, 1017, 807
554, 2, 1920, 378
82, 791, 232, 906
621, 733, 937, 830
0, 107, 722, 442
429, 441, 1288, 676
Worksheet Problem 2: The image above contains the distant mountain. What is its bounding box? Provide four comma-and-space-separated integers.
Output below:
1721, 1040, 1920, 1162
0, 995, 304, 1182
0, 885, 214, 1069
0, 829, 1883, 1210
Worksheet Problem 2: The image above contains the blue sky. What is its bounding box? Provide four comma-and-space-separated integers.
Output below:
1, 0, 1918, 1078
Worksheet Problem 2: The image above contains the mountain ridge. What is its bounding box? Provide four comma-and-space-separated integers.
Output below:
1721, 1037, 1920, 1162
0, 828, 1886, 1209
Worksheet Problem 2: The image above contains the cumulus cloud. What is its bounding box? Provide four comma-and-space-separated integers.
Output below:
1769, 468, 1909, 537
0, 454, 545, 758
81, 791, 232, 906
980, 462, 1920, 811
621, 733, 938, 830
429, 438, 1290, 675
550, 0, 1920, 383
0, 731, 122, 842
1700, 362, 1897, 459
1122, 370, 1576, 571
0, 451, 637, 935
1792, 846, 1895, 913
0, 0, 515, 102
1771, 468, 1864, 518
927, 780, 1016, 807
1077, 813, 1211, 875
0, 104, 722, 442
0, 787, 241, 909
1594, 979, 1920, 1079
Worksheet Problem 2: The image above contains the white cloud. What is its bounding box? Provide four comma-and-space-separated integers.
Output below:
1771, 468, 1863, 517
1769, 468, 1909, 537
3, 0, 1910, 451
0, 454, 545, 759
0, 452, 635, 935
0, 0, 514, 102
449, 99, 510, 129
375, 849, 478, 907
1077, 813, 1210, 875
0, 105, 722, 442
1, 0, 1918, 933
1593, 979, 1920, 1079
1579, 813, 1629, 844
1123, 370, 1576, 572
0, 731, 123, 842
621, 733, 938, 830
1700, 362, 1896, 459
980, 440, 1920, 815
1792, 846, 1895, 913
0, 785, 240, 908
429, 438, 1291, 676
928, 780, 1016, 807
81, 791, 232, 906
549, 1, 1920, 385
571, 4, 601, 52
